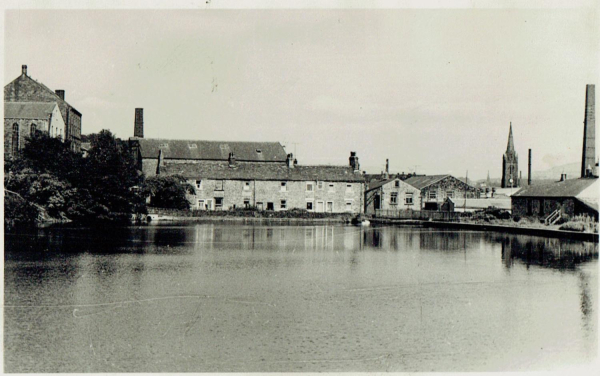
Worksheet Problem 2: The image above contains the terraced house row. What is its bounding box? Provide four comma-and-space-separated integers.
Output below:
130, 109, 366, 213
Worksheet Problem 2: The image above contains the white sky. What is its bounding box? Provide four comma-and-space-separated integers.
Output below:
3, 2, 599, 179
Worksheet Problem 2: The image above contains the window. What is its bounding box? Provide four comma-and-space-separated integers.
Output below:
244, 199, 250, 208
159, 143, 169, 148
306, 182, 314, 192
188, 144, 197, 149
390, 192, 398, 204
346, 184, 352, 193
256, 149, 262, 154
306, 201, 314, 211
215, 180, 224, 190
428, 191, 437, 200
328, 183, 335, 192
395, 180, 400, 187
267, 202, 274, 211
195, 180, 202, 189
405, 193, 414, 205
346, 202, 353, 212
215, 197, 223, 210
281, 182, 287, 192
244, 181, 250, 191
281, 200, 287, 209
446, 191, 454, 198
257, 202, 264, 210
317, 181, 323, 189
326, 201, 334, 213
198, 199, 205, 209
12, 124, 19, 156
30, 123, 36, 136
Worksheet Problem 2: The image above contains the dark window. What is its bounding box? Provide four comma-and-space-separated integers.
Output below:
30, 123, 36, 136
244, 199, 250, 208
281, 200, 287, 209
215, 197, 223, 210
12, 123, 19, 156
267, 202, 274, 211
215, 180, 224, 190
395, 180, 400, 187
307, 201, 313, 210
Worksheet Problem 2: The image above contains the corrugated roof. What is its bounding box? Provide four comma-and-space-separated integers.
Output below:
138, 138, 287, 162
161, 161, 365, 182
513, 178, 598, 198
403, 175, 450, 189
4, 102, 56, 119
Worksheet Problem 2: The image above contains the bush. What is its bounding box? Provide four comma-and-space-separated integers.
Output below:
559, 215, 598, 233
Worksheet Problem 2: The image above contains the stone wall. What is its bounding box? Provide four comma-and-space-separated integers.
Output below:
365, 179, 421, 214
185, 178, 364, 214
4, 118, 50, 158
511, 197, 575, 218
420, 176, 479, 207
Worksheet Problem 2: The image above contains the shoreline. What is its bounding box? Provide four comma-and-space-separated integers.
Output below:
370, 218, 599, 242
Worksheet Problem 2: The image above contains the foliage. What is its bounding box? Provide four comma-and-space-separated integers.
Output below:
5, 130, 145, 225
4, 193, 41, 226
559, 215, 598, 233
142, 175, 194, 209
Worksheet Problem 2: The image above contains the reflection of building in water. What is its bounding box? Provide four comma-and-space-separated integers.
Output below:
500, 235, 598, 270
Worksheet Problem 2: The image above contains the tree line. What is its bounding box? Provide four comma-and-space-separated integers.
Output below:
4, 130, 192, 226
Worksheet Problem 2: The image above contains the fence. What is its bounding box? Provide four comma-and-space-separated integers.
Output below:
375, 209, 461, 222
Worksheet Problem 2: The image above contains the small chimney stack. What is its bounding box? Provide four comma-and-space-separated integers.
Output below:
349, 151, 360, 172
134, 108, 144, 138
286, 153, 294, 168
385, 159, 389, 176
55, 90, 65, 100
228, 152, 237, 167
21, 65, 27, 76
528, 149, 532, 186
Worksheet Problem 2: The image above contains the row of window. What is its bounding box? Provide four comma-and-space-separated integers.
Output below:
11, 123, 63, 155
194, 180, 355, 193
390, 192, 414, 205
197, 198, 353, 212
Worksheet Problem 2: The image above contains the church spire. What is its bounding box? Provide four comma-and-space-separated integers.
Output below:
506, 122, 515, 152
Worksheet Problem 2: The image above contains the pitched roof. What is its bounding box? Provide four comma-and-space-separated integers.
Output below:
4, 102, 57, 119
366, 177, 419, 192
402, 175, 450, 190
161, 161, 365, 182
512, 178, 598, 198
137, 138, 287, 162
4, 73, 81, 121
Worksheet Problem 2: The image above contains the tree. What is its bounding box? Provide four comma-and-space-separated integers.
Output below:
141, 175, 194, 209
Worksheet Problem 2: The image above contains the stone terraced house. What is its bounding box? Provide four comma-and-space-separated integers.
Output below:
129, 109, 365, 213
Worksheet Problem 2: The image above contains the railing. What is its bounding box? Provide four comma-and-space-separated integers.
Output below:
544, 209, 561, 226
375, 209, 461, 222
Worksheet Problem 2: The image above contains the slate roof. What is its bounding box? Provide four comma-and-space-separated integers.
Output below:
366, 177, 419, 192
4, 73, 81, 121
161, 161, 365, 182
402, 175, 450, 190
513, 178, 598, 198
4, 102, 57, 119
137, 138, 287, 162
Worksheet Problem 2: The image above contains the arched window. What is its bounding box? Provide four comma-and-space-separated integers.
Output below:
12, 123, 19, 156
30, 123, 37, 136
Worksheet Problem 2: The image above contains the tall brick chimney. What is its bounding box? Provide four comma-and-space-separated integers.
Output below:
581, 84, 595, 178
528, 149, 532, 186
134, 108, 144, 138
22, 65, 27, 76
55, 90, 65, 100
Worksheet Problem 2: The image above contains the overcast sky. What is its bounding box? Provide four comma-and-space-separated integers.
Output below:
3, 4, 598, 179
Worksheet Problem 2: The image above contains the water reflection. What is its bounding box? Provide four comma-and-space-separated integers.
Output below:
4, 223, 598, 372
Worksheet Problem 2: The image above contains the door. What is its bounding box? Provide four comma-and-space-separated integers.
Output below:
267, 202, 274, 211
374, 195, 381, 210
326, 201, 333, 213
316, 201, 325, 212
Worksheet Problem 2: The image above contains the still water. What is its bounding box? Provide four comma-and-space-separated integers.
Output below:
4, 223, 598, 372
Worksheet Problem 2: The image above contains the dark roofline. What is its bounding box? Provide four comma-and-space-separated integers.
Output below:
6, 72, 82, 115
139, 138, 284, 144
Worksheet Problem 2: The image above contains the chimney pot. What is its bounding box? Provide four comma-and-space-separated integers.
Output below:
21, 65, 27, 75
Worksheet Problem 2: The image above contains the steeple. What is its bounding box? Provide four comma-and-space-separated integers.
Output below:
506, 122, 515, 153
